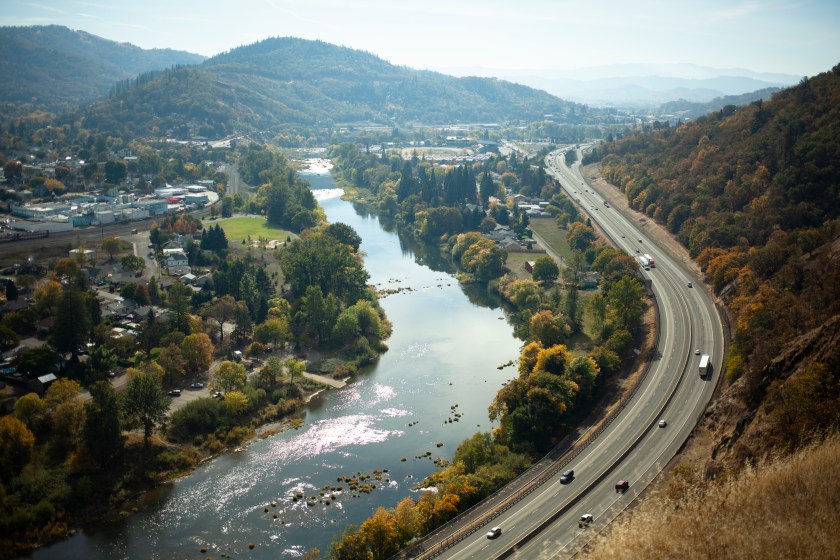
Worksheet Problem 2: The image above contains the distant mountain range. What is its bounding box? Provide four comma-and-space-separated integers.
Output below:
0, 25, 206, 110
78, 36, 599, 137
436, 63, 802, 108
2, 25, 799, 135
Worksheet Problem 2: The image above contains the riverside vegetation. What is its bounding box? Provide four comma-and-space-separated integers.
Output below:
0, 147, 390, 558
324, 146, 648, 559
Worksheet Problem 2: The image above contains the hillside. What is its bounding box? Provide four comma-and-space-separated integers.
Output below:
79, 37, 593, 137
657, 87, 782, 120
0, 25, 205, 112
580, 434, 840, 560
586, 63, 840, 473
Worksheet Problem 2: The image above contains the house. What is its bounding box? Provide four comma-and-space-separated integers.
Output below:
163, 251, 188, 269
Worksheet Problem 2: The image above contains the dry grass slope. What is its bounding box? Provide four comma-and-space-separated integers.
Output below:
580, 434, 840, 560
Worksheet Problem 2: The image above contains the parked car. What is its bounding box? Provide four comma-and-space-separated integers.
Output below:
579, 514, 593, 528
486, 526, 502, 539
190, 382, 204, 389
560, 469, 575, 484
212, 391, 223, 399
615, 479, 629, 493
167, 389, 181, 397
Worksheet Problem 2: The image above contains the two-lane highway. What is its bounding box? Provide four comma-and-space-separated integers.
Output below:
419, 147, 724, 559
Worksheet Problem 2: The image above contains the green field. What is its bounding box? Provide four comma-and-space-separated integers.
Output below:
213, 216, 293, 242
528, 218, 573, 261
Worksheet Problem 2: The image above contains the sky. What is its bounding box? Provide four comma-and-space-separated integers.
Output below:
2, 0, 838, 78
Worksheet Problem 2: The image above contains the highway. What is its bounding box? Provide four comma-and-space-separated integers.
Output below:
407, 147, 724, 559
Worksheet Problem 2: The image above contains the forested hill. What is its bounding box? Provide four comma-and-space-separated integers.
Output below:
587, 63, 840, 471
0, 25, 205, 112
80, 37, 592, 137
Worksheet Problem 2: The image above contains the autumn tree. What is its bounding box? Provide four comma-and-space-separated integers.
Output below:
0, 416, 35, 482
211, 360, 247, 393
159, 343, 187, 384
181, 332, 214, 376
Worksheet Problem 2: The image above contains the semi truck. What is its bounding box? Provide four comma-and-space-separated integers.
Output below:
644, 253, 655, 267
699, 354, 710, 377
638, 255, 650, 270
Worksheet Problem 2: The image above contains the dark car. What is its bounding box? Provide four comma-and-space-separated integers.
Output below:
486, 526, 502, 539
167, 389, 182, 397
560, 469, 575, 484
190, 382, 204, 389
615, 479, 629, 493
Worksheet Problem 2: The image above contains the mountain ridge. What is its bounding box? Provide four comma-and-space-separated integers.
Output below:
0, 25, 205, 111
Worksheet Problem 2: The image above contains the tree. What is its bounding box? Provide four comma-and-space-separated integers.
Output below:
0, 416, 35, 482
13, 393, 48, 435
51, 287, 91, 354
159, 343, 187, 384
181, 333, 214, 376
258, 356, 283, 388
121, 254, 145, 274
221, 195, 234, 217
253, 317, 289, 348
168, 280, 193, 334
607, 276, 645, 331
298, 286, 339, 343
123, 367, 170, 449
212, 360, 247, 393
5, 280, 18, 301
102, 236, 124, 261
16, 344, 60, 377
567, 222, 596, 252
104, 160, 127, 184
88, 346, 118, 382
46, 378, 85, 456
0, 324, 19, 351
33, 279, 63, 312
201, 295, 238, 342
223, 390, 249, 416
324, 222, 362, 252
285, 358, 306, 385
531, 256, 559, 284
83, 381, 123, 465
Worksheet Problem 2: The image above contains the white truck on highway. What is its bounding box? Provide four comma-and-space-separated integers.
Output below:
699, 354, 711, 377
638, 255, 650, 271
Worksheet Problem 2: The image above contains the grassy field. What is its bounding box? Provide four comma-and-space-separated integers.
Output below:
528, 218, 573, 261
212, 216, 294, 242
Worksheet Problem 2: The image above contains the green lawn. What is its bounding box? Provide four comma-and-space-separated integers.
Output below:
212, 216, 293, 242
528, 218, 573, 261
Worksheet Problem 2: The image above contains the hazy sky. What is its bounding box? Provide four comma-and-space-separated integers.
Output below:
2, 0, 838, 77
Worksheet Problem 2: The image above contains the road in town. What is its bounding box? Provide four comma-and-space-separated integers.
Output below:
408, 147, 724, 559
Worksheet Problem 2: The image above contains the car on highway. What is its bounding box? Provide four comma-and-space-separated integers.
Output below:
560, 469, 575, 484
635, 248, 641, 253
486, 526, 502, 539
695, 349, 700, 355
615, 479, 629, 493
167, 389, 182, 397
579, 514, 593, 528
659, 419, 667, 428
687, 282, 693, 288
621, 234, 625, 238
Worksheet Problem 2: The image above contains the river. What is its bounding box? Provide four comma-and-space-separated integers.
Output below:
28, 169, 522, 559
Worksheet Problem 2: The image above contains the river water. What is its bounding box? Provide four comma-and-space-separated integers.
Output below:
29, 170, 522, 559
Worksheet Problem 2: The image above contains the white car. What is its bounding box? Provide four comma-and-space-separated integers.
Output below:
579, 514, 593, 527
486, 526, 502, 539
659, 419, 667, 428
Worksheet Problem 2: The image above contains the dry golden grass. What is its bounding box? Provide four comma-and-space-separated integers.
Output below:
580, 433, 840, 560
